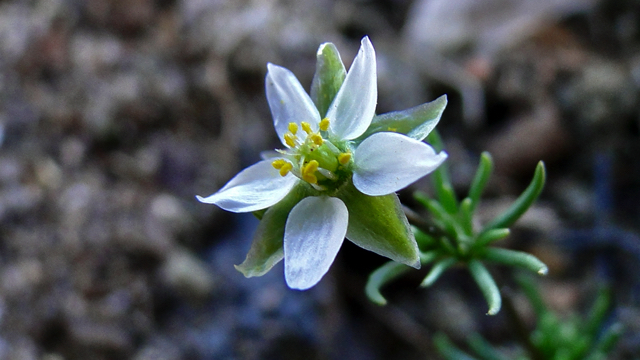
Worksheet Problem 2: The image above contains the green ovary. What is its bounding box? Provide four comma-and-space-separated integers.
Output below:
305, 144, 339, 173
272, 120, 352, 190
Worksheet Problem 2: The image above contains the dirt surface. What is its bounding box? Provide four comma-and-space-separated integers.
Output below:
0, 0, 638, 359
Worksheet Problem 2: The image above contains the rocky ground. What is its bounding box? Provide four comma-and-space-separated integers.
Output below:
0, 0, 638, 359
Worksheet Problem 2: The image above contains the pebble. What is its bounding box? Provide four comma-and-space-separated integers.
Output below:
160, 248, 216, 300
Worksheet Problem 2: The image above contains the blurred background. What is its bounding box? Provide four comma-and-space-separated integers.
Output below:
0, 0, 639, 358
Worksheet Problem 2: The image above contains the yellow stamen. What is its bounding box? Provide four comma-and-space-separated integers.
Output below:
303, 173, 317, 184
288, 122, 298, 135
319, 118, 330, 131
338, 152, 351, 165
302, 160, 319, 184
271, 159, 287, 169
284, 133, 297, 147
387, 127, 397, 132
301, 122, 312, 134
309, 133, 323, 146
279, 162, 293, 177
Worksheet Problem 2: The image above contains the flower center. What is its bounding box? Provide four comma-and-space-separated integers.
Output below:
271, 118, 352, 191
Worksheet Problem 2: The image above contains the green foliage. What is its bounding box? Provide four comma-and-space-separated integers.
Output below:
435, 276, 623, 360
366, 131, 548, 315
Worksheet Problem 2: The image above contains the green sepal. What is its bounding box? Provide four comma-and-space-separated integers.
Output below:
357, 95, 447, 142
234, 183, 312, 277
310, 42, 346, 117
337, 181, 420, 268
365, 261, 412, 305
468, 259, 502, 315
482, 161, 546, 231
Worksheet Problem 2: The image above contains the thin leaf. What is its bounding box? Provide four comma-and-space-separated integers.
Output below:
421, 258, 456, 287
413, 226, 437, 249
585, 287, 611, 341
469, 260, 501, 315
474, 228, 510, 248
434, 333, 478, 360
459, 197, 474, 237
592, 323, 623, 355
420, 250, 440, 264
483, 248, 548, 275
427, 130, 458, 213
468, 333, 510, 360
515, 273, 547, 317
414, 194, 460, 239
365, 261, 412, 305
438, 235, 458, 255
468, 152, 493, 212
483, 161, 546, 231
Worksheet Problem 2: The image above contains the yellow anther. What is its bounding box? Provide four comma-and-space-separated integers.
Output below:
271, 159, 287, 169
279, 162, 293, 177
288, 122, 298, 135
284, 133, 297, 147
387, 127, 397, 132
302, 160, 319, 184
338, 152, 352, 165
303, 173, 317, 184
301, 122, 312, 134
309, 133, 323, 146
319, 118, 330, 131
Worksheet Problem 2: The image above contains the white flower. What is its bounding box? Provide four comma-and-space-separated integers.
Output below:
197, 37, 447, 290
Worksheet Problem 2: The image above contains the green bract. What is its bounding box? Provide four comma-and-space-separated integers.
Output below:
197, 37, 449, 290
366, 131, 548, 314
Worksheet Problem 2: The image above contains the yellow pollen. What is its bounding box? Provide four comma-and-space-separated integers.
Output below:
301, 122, 313, 134
309, 133, 323, 146
288, 123, 298, 135
302, 160, 319, 184
271, 159, 287, 169
279, 162, 293, 177
338, 152, 351, 165
284, 133, 297, 147
319, 118, 330, 131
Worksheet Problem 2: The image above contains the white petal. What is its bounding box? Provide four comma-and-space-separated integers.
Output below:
265, 63, 321, 145
284, 196, 348, 290
353, 132, 448, 196
196, 160, 297, 213
325, 36, 377, 140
